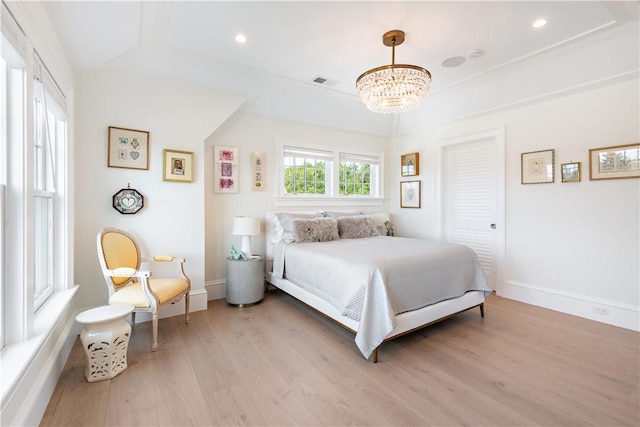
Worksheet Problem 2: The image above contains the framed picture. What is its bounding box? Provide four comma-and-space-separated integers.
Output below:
214, 145, 239, 193
400, 180, 421, 208
108, 126, 149, 170
251, 151, 265, 191
112, 187, 144, 214
589, 143, 640, 181
521, 149, 554, 184
561, 162, 581, 183
401, 152, 419, 177
163, 149, 194, 183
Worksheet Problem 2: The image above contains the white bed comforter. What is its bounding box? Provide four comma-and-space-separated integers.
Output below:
272, 236, 491, 358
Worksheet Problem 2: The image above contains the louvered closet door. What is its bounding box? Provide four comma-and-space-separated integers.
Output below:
445, 137, 497, 290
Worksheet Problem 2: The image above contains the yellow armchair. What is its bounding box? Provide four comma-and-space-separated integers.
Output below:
96, 227, 191, 351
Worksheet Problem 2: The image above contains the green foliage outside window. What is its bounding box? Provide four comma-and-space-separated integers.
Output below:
284, 160, 372, 195
284, 161, 326, 194
339, 162, 371, 195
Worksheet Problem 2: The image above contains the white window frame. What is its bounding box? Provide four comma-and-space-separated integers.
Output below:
339, 152, 380, 197
0, 55, 6, 349
1, 22, 72, 350
1, 35, 28, 347
276, 138, 385, 208
32, 80, 58, 310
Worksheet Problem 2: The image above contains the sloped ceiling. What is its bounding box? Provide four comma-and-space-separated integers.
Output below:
41, 1, 639, 137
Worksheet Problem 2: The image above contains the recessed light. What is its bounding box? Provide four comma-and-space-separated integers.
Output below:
235, 33, 247, 44
441, 56, 466, 68
532, 19, 548, 29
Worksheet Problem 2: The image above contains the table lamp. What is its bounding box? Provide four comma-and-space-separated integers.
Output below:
232, 216, 260, 256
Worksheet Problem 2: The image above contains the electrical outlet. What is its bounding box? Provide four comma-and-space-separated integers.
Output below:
593, 305, 609, 316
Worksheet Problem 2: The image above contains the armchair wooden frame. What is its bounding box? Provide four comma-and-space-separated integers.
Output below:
97, 227, 191, 351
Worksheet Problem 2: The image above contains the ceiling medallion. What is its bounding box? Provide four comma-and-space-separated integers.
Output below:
356, 30, 431, 114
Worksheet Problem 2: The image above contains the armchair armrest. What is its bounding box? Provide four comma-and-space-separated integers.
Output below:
140, 255, 189, 284
141, 256, 186, 263
109, 267, 151, 278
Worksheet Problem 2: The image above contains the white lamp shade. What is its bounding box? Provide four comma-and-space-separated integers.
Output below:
232, 217, 260, 256
232, 217, 260, 236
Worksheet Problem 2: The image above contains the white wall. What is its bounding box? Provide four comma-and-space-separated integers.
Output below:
203, 114, 390, 298
391, 78, 640, 330
73, 69, 246, 316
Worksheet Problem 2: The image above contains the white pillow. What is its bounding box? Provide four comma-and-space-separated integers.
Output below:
322, 210, 361, 218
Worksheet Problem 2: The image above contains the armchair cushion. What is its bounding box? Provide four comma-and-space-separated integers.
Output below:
109, 278, 190, 307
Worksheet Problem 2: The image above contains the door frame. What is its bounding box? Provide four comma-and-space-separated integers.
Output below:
435, 126, 506, 295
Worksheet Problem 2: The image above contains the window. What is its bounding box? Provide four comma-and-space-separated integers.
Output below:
279, 140, 383, 203
283, 146, 332, 195
1, 24, 27, 347
33, 83, 57, 310
339, 153, 379, 196
1, 8, 71, 349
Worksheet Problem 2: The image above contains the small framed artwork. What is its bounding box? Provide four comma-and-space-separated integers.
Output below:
589, 143, 640, 180
521, 149, 555, 184
400, 180, 421, 208
214, 145, 239, 193
401, 152, 419, 177
108, 126, 149, 170
251, 151, 265, 191
561, 162, 581, 183
112, 187, 144, 214
163, 149, 194, 183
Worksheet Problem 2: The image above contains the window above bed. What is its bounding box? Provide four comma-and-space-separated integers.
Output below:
277, 139, 384, 208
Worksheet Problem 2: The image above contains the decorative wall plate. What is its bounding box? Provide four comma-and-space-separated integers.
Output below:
112, 188, 144, 214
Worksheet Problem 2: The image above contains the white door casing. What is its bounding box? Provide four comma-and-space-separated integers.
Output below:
435, 127, 505, 295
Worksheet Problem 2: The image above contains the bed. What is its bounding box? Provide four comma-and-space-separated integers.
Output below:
265, 211, 492, 362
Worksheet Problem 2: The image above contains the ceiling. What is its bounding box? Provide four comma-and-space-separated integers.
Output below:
41, 1, 639, 138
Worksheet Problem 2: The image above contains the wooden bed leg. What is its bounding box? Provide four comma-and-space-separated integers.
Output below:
480, 303, 485, 318
373, 348, 379, 363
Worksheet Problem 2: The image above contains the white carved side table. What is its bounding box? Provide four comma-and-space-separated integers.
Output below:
75, 304, 134, 382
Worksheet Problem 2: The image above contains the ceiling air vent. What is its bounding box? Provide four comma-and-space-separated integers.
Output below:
312, 76, 328, 85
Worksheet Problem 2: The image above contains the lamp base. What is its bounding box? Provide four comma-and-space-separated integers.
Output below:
240, 236, 253, 257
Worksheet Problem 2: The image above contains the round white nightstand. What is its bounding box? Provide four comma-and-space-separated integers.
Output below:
226, 257, 265, 307
75, 304, 134, 382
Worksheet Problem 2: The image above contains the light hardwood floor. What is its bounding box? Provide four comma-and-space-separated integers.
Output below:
41, 291, 639, 426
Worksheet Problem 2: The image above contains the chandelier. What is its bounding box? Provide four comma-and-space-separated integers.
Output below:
356, 30, 431, 114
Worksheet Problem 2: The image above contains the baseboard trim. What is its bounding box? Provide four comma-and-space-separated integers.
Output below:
205, 279, 225, 301
503, 281, 639, 331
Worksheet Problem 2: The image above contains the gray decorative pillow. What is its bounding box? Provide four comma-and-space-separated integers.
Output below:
292, 217, 340, 243
274, 212, 323, 243
336, 215, 379, 239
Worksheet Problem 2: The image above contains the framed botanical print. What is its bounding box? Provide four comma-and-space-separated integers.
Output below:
521, 149, 554, 184
589, 143, 640, 180
401, 152, 419, 177
108, 126, 149, 170
400, 180, 421, 208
